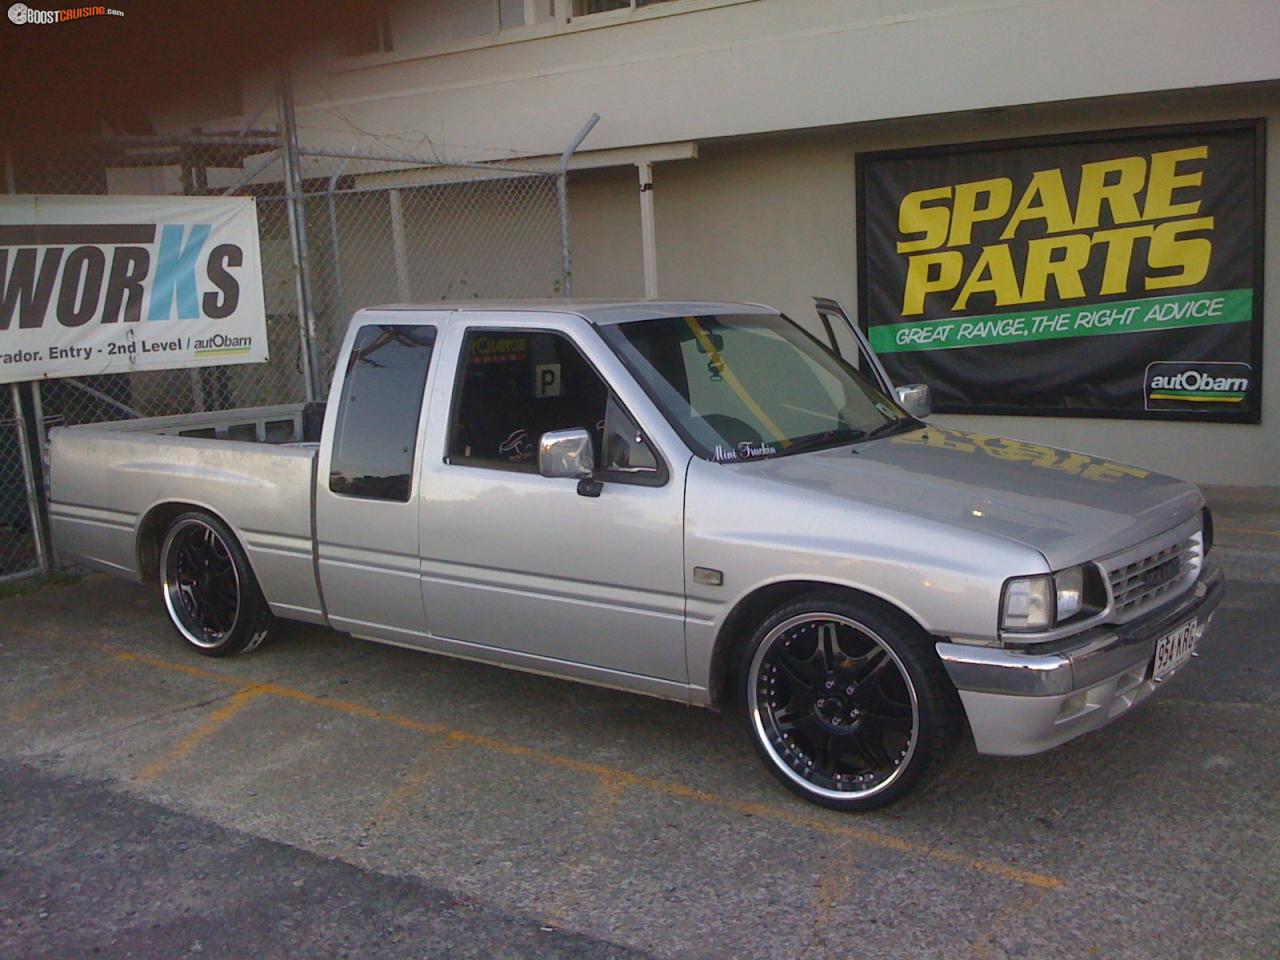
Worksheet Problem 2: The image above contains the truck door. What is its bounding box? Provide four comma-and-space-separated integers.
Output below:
315, 317, 441, 643
813, 296, 932, 418
416, 313, 688, 686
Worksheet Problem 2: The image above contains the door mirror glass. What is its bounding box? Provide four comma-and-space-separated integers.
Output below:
895, 383, 932, 419
539, 429, 594, 479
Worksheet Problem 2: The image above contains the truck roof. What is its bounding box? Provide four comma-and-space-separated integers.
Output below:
362, 299, 777, 326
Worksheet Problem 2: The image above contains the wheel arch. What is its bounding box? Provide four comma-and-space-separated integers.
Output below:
136, 501, 254, 585
706, 578, 947, 710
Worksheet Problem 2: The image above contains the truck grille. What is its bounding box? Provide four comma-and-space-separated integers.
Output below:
1101, 519, 1202, 622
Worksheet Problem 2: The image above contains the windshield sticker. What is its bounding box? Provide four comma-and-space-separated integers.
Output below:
498, 428, 535, 463
874, 402, 896, 418
469, 335, 528, 365
714, 441, 778, 463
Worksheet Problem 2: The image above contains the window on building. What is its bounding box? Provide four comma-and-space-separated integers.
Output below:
330, 325, 436, 501
336, 5, 394, 56
405, 0, 554, 48
573, 0, 678, 15
501, 0, 557, 29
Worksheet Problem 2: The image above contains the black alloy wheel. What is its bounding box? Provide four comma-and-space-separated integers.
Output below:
160, 511, 272, 657
743, 592, 960, 811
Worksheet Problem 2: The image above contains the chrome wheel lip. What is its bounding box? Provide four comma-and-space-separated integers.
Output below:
748, 611, 920, 802
160, 518, 241, 650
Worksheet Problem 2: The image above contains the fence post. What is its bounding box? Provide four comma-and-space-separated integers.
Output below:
325, 160, 349, 323
11, 384, 50, 576
388, 188, 411, 301
27, 380, 57, 568
558, 114, 600, 298
278, 67, 321, 402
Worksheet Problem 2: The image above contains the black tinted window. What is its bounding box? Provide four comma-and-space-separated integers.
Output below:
330, 324, 435, 501
449, 330, 608, 470
447, 329, 661, 482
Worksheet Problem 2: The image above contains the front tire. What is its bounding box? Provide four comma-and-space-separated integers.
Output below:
742, 591, 959, 811
159, 511, 273, 657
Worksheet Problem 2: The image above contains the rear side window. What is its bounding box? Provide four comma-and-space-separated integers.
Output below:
330, 324, 436, 501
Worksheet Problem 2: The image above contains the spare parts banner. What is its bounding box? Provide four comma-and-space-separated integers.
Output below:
857, 121, 1265, 422
0, 194, 268, 385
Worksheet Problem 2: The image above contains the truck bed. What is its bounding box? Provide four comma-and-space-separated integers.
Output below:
48, 404, 327, 625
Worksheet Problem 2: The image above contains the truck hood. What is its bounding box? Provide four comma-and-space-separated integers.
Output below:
731, 424, 1203, 569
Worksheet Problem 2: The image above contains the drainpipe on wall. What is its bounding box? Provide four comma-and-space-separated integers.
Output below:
638, 161, 658, 299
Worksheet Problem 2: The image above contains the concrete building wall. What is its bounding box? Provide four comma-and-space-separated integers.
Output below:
568, 84, 1279, 484
264, 0, 1280, 162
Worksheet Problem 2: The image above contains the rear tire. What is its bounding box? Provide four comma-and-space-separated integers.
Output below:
741, 590, 959, 811
159, 511, 273, 657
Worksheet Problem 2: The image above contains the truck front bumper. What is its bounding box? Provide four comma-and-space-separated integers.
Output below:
936, 565, 1225, 756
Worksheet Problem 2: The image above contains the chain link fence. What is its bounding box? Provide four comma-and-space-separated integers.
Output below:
283, 163, 565, 391
1, 125, 570, 578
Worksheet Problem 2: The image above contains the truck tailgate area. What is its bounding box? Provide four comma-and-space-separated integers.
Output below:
49, 424, 323, 624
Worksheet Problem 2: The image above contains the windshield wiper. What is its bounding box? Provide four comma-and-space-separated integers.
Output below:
772, 428, 866, 457
854, 417, 921, 444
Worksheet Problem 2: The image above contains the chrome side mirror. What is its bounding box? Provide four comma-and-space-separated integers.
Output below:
894, 383, 932, 419
539, 428, 594, 479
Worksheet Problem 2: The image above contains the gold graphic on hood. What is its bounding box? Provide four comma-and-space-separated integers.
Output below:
892, 426, 1151, 482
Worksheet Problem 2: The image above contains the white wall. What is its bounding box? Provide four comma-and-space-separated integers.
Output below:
276, 0, 1280, 161
569, 84, 1280, 485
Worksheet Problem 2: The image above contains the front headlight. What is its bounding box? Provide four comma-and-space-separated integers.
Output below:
1001, 564, 1095, 632
1055, 565, 1084, 620
1001, 575, 1054, 631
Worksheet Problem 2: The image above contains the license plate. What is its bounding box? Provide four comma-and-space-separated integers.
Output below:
1151, 618, 1200, 682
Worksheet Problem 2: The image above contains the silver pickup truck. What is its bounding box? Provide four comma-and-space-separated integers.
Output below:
48, 298, 1224, 810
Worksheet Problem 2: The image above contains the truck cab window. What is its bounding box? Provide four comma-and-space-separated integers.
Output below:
448, 329, 659, 478
330, 324, 436, 501
603, 393, 658, 473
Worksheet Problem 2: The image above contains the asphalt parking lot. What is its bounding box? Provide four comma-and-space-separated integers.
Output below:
2, 515, 1278, 959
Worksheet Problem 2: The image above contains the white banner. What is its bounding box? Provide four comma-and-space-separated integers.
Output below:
0, 194, 268, 384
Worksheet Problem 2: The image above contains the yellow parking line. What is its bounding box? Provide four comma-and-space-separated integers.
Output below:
3, 676, 90, 724
1217, 526, 1280, 537
800, 840, 859, 954
970, 889, 1048, 959
132, 687, 264, 785
113, 649, 260, 688
539, 774, 633, 929
368, 745, 451, 830
588, 774, 629, 828
104, 646, 1063, 891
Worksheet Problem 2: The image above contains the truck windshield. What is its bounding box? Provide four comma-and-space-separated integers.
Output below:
600, 313, 909, 462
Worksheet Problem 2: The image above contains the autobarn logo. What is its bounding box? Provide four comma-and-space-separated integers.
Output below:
1144, 361, 1251, 411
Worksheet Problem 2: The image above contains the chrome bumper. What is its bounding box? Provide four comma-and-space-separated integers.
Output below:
936, 565, 1224, 756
